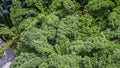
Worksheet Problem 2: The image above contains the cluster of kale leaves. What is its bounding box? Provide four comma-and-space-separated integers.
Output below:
0, 0, 120, 68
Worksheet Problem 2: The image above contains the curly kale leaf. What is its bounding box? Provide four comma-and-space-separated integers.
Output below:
103, 6, 120, 43
10, 53, 41, 68
20, 28, 55, 55
10, 0, 37, 25
39, 54, 81, 68
49, 0, 80, 17
84, 0, 114, 17
108, 7, 120, 29
85, 0, 114, 12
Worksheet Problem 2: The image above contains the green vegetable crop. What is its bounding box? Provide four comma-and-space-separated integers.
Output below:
0, 0, 120, 68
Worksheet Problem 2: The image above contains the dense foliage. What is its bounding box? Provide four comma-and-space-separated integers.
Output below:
0, 0, 120, 68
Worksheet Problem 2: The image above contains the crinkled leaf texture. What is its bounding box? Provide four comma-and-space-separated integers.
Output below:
10, 53, 41, 68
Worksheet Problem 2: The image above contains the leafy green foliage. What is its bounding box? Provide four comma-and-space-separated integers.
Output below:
85, 0, 114, 17
0, 0, 13, 28
114, 0, 120, 6
103, 6, 120, 43
0, 0, 39, 57
0, 0, 119, 68
39, 54, 81, 68
85, 0, 114, 12
10, 53, 41, 68
0, 27, 17, 57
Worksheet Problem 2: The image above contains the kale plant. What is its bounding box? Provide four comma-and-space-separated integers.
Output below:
0, 0, 119, 68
